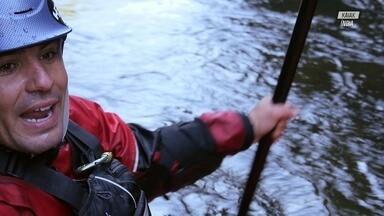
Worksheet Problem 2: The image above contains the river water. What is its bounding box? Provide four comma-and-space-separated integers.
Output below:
57, 0, 383, 215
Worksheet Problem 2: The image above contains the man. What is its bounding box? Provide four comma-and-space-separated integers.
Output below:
0, 0, 297, 215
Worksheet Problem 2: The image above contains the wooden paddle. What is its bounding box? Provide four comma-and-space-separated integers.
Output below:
238, 0, 318, 215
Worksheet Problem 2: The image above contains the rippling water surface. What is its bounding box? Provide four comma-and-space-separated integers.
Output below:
57, 0, 383, 215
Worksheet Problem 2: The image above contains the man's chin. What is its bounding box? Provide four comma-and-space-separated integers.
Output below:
22, 143, 60, 154
16, 133, 63, 154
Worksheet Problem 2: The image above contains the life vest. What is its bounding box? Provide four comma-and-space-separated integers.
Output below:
0, 121, 151, 216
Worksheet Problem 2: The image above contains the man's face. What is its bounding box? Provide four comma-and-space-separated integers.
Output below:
0, 40, 68, 154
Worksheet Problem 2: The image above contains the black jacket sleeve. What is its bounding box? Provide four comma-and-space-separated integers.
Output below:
129, 119, 223, 200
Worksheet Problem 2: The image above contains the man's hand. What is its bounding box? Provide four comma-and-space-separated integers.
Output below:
249, 96, 298, 143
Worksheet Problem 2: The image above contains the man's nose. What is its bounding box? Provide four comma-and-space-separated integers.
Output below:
25, 60, 54, 93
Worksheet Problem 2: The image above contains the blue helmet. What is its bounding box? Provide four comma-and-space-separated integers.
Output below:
0, 0, 71, 53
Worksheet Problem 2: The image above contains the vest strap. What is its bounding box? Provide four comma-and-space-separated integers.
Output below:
0, 150, 85, 210
0, 120, 102, 211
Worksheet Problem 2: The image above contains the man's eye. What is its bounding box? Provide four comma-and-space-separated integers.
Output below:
0, 62, 18, 76
40, 51, 57, 61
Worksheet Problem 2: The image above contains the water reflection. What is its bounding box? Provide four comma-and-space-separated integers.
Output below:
57, 0, 383, 215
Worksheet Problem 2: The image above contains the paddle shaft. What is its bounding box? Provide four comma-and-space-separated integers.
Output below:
238, 1, 318, 215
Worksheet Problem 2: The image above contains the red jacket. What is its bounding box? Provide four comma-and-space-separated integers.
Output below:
0, 96, 253, 215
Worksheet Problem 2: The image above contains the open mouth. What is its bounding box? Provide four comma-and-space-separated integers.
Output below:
20, 105, 55, 123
